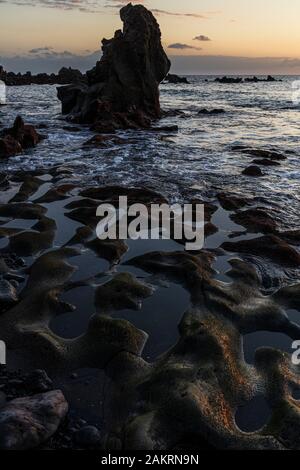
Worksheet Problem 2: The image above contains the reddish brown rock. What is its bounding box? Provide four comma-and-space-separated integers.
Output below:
0, 135, 22, 159
0, 116, 43, 158
231, 208, 278, 233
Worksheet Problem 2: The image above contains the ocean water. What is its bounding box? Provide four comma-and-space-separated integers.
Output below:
0, 76, 299, 226
1, 77, 300, 434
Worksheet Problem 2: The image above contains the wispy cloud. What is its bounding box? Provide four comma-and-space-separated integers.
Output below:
168, 43, 202, 51
0, 0, 103, 13
104, 2, 216, 19
193, 35, 211, 42
0, 48, 101, 73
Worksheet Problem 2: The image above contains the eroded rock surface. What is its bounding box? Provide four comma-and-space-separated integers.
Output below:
0, 169, 299, 450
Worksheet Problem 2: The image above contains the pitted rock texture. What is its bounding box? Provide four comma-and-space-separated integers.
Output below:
0, 169, 299, 450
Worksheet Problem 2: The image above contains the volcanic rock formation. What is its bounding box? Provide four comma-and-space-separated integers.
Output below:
57, 4, 171, 129
0, 66, 85, 86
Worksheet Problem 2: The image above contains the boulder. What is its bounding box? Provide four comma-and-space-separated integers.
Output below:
0, 390, 68, 450
57, 4, 170, 128
0, 116, 43, 158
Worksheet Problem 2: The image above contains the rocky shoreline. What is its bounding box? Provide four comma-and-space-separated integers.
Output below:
0, 2, 299, 453
0, 66, 85, 87
0, 162, 298, 449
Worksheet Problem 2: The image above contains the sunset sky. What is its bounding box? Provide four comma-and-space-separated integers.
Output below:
1, 0, 300, 74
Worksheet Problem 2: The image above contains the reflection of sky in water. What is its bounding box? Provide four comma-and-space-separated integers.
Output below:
243, 331, 293, 364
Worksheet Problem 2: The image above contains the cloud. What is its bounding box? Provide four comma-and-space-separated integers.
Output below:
104, 3, 214, 19
2, 50, 300, 75
147, 9, 208, 19
169, 55, 300, 75
0, 0, 103, 13
0, 49, 101, 73
168, 43, 202, 51
193, 35, 211, 42
29, 46, 54, 54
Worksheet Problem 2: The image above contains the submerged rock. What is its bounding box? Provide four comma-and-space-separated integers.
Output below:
242, 165, 263, 177
57, 4, 170, 128
222, 234, 300, 267
164, 74, 189, 84
232, 146, 287, 161
198, 108, 225, 115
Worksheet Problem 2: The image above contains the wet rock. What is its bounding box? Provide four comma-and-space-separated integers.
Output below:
95, 272, 153, 312
7, 229, 55, 256
147, 125, 179, 132
65, 226, 94, 246
230, 208, 278, 233
205, 222, 218, 237
0, 116, 43, 158
0, 202, 46, 219
198, 108, 225, 115
222, 234, 300, 267
74, 425, 101, 448
217, 193, 250, 210
0, 135, 22, 159
80, 185, 167, 206
242, 165, 263, 177
233, 147, 287, 161
127, 250, 215, 288
22, 247, 78, 296
10, 176, 44, 202
57, 4, 170, 128
164, 74, 189, 84
0, 390, 68, 450
0, 278, 18, 310
33, 184, 75, 203
251, 158, 280, 167
0, 173, 9, 189
86, 238, 128, 264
